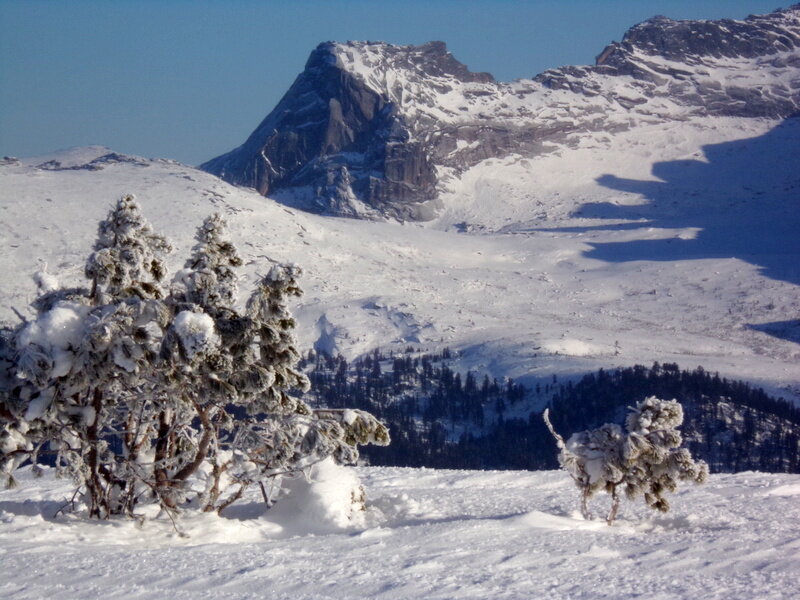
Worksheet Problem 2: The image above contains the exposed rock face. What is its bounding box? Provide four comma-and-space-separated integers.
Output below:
201, 41, 464, 220
202, 6, 800, 220
543, 7, 800, 119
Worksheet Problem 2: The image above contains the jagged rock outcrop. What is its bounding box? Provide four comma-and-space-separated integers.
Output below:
202, 5, 800, 220
541, 8, 800, 118
201, 41, 464, 220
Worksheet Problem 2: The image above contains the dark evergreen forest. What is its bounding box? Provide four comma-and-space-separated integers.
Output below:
301, 349, 800, 473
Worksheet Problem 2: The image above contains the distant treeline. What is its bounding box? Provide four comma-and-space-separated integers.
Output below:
301, 350, 800, 473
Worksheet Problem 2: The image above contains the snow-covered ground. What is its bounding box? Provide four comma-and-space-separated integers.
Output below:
1, 116, 798, 401
1, 464, 799, 599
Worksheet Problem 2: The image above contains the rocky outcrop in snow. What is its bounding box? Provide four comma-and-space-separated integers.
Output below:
202, 5, 800, 219
543, 7, 800, 118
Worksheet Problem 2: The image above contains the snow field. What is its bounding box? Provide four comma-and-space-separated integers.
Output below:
1, 465, 799, 599
1, 117, 798, 404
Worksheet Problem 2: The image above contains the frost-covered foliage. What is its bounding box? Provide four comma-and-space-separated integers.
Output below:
85, 194, 171, 303
0, 198, 389, 520
621, 397, 709, 514
172, 213, 242, 312
544, 397, 707, 524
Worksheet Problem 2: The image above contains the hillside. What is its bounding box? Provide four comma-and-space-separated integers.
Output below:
302, 354, 800, 472
2, 118, 798, 401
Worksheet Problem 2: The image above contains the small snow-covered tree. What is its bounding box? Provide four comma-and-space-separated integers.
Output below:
167, 229, 389, 514
1, 196, 173, 517
620, 397, 708, 515
154, 214, 390, 515
167, 255, 389, 513
152, 213, 248, 511
172, 213, 242, 312
544, 396, 707, 525
85, 194, 171, 303
160, 223, 316, 511
543, 412, 625, 522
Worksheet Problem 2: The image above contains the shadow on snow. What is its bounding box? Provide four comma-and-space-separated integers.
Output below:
747, 319, 800, 345
577, 117, 800, 287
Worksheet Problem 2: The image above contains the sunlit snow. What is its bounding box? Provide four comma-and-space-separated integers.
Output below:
1, 116, 797, 402
1, 465, 799, 598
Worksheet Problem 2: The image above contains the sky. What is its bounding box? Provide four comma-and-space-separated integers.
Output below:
0, 0, 790, 166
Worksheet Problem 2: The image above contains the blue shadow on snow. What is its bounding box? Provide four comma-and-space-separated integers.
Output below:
578, 117, 800, 286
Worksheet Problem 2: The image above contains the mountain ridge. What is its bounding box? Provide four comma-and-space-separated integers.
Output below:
201, 5, 800, 220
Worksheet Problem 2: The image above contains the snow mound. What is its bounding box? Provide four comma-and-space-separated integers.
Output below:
263, 458, 375, 535
765, 483, 800, 497
509, 510, 613, 532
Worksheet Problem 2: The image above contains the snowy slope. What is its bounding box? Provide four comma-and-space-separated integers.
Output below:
1, 122, 798, 404
1, 465, 799, 599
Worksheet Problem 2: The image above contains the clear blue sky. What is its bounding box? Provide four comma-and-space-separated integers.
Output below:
0, 0, 788, 165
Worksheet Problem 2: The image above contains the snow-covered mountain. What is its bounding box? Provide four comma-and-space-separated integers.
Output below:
201, 5, 800, 220
1, 7, 799, 440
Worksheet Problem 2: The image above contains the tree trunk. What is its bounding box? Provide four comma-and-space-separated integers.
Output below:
153, 409, 177, 510
85, 388, 108, 518
173, 400, 215, 483
607, 485, 621, 525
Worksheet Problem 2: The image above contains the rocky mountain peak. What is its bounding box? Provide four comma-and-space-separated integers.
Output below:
202, 5, 800, 221
201, 39, 498, 221
323, 40, 496, 85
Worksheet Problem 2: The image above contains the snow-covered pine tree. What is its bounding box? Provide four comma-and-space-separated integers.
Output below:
172, 213, 242, 313
243, 264, 309, 413
151, 214, 247, 511
218, 264, 390, 510
2, 196, 173, 517
2, 199, 390, 520
157, 220, 292, 512
544, 397, 707, 525
85, 194, 172, 303
161, 224, 390, 513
